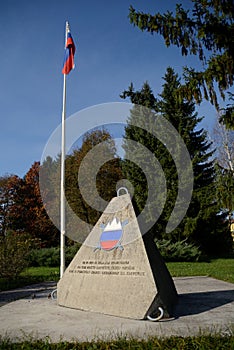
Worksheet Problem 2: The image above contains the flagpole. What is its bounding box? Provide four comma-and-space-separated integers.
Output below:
60, 21, 68, 279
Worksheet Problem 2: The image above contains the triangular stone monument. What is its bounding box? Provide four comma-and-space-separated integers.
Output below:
58, 193, 177, 320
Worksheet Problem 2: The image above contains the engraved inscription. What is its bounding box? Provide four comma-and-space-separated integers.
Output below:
69, 260, 145, 277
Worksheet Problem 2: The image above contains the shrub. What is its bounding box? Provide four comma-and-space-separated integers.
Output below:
27, 247, 60, 267
0, 231, 34, 279
156, 239, 202, 262
65, 243, 81, 265
27, 243, 81, 267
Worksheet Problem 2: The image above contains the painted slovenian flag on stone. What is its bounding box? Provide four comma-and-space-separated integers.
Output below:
100, 218, 123, 250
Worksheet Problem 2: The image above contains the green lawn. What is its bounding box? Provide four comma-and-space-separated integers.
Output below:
167, 258, 234, 283
0, 259, 233, 292
21, 266, 59, 280
0, 267, 59, 291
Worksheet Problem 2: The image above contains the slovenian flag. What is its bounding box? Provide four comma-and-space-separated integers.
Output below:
99, 218, 123, 251
62, 24, 76, 75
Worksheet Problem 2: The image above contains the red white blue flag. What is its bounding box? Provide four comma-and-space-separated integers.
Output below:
62, 24, 76, 75
99, 218, 123, 251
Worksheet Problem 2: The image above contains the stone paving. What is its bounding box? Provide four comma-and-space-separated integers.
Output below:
0, 276, 233, 342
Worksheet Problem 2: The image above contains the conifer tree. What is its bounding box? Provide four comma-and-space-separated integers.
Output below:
121, 68, 232, 254
128, 1, 234, 128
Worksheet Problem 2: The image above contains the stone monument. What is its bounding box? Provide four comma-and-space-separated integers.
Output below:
58, 193, 177, 320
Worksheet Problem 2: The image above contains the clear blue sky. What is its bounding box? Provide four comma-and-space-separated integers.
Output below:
0, 0, 218, 178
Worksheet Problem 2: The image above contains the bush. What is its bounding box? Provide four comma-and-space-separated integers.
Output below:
156, 239, 202, 262
27, 243, 81, 267
27, 240, 201, 267
65, 243, 81, 265
0, 231, 34, 279
28, 247, 60, 267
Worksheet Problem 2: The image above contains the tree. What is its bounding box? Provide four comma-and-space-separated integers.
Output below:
215, 164, 234, 223
8, 162, 59, 247
120, 83, 165, 231
121, 67, 232, 254
0, 175, 37, 278
0, 175, 22, 237
40, 129, 123, 244
213, 118, 234, 172
213, 119, 234, 223
65, 129, 123, 228
0, 230, 33, 279
128, 1, 234, 128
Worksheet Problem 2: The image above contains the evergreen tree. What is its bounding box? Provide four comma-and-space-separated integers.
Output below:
128, 1, 234, 128
121, 68, 232, 254
120, 83, 166, 234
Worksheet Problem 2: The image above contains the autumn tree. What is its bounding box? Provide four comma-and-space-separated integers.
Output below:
9, 162, 59, 246
65, 129, 123, 228
128, 0, 234, 128
40, 129, 123, 244
0, 175, 22, 236
0, 175, 37, 277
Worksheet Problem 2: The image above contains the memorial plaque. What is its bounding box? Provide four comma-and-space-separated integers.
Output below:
57, 193, 158, 319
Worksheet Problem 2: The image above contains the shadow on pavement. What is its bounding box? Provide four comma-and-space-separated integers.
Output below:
0, 282, 56, 306
174, 289, 234, 317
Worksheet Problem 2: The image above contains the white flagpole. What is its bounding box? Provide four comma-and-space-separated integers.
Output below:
60, 21, 69, 279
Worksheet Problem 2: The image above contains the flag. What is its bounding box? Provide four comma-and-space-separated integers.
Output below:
99, 218, 123, 251
62, 24, 76, 75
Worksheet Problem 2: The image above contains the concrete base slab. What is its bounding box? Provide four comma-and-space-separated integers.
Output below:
0, 277, 233, 343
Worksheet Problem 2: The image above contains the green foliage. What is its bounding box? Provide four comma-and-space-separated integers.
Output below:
27, 247, 60, 267
0, 231, 34, 279
0, 334, 233, 349
65, 243, 82, 265
27, 244, 81, 267
121, 68, 232, 254
65, 129, 123, 227
156, 239, 202, 262
128, 1, 234, 128
220, 93, 234, 128
40, 129, 123, 244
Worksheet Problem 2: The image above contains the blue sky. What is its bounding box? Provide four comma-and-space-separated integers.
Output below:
0, 0, 219, 178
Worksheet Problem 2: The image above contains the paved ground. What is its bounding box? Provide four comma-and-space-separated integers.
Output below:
0, 276, 233, 343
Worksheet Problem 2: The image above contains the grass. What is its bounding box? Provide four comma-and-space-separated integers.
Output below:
0, 334, 233, 349
0, 267, 59, 292
166, 258, 234, 283
21, 266, 60, 280
0, 259, 233, 292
